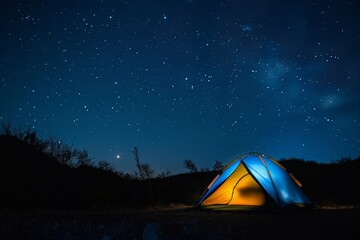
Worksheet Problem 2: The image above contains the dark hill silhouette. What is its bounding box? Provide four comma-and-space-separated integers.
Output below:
0, 135, 75, 209
0, 134, 359, 211
0, 135, 215, 210
280, 158, 360, 205
153, 171, 216, 204
0, 135, 126, 210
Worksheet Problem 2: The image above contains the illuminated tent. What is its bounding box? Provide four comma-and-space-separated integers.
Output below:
197, 153, 311, 209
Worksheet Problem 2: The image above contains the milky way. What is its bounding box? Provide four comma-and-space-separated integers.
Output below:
1, 0, 359, 173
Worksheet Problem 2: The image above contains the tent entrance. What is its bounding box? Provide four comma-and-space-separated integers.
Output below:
201, 163, 265, 206
227, 174, 265, 205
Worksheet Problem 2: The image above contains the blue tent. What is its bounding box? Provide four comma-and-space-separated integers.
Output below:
198, 153, 311, 208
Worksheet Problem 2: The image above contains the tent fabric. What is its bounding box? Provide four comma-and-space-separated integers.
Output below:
197, 153, 311, 208
201, 163, 265, 206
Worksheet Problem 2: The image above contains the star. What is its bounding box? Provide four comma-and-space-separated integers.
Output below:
0, 0, 358, 174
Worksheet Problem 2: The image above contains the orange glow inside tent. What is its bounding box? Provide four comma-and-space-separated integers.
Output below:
202, 164, 265, 206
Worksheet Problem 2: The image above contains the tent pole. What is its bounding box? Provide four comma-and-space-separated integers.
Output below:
259, 155, 281, 206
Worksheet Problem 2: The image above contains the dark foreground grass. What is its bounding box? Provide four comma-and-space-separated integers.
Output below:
0, 207, 359, 240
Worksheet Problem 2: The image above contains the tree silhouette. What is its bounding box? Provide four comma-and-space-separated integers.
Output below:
0, 121, 12, 136
98, 160, 114, 171
75, 149, 93, 167
213, 160, 224, 171
183, 159, 198, 173
132, 146, 154, 180
46, 137, 74, 166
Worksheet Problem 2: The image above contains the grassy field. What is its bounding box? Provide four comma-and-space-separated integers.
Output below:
1, 206, 359, 239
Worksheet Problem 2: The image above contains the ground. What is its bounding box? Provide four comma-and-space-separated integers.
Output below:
0, 206, 359, 239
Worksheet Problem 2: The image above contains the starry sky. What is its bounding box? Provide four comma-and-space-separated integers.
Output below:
1, 0, 359, 174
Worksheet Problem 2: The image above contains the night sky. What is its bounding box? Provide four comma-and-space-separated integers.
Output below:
1, 0, 359, 174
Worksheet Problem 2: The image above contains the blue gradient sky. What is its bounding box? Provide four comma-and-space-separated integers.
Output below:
1, 0, 359, 173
